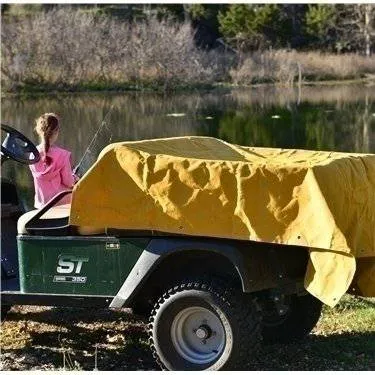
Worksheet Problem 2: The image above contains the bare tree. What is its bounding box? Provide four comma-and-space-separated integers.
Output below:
362, 93, 370, 153
364, 4, 373, 56
336, 4, 375, 56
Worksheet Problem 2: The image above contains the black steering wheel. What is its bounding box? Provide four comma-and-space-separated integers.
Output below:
1, 123, 40, 165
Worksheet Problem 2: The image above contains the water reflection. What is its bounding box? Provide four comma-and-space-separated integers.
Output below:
2, 84, 374, 210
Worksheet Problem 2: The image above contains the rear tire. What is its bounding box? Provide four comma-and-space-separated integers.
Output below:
149, 279, 261, 370
261, 293, 323, 344
1, 305, 10, 322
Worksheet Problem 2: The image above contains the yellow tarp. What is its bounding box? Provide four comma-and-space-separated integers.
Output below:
69, 136, 375, 306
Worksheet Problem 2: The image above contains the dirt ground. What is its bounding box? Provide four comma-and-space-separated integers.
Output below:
1, 295, 374, 371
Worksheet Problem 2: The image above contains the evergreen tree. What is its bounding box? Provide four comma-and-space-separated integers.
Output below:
218, 4, 282, 51
304, 4, 338, 50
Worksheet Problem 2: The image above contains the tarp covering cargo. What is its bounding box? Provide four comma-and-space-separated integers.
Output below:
70, 136, 375, 306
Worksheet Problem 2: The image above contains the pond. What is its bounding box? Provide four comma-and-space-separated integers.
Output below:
2, 83, 375, 210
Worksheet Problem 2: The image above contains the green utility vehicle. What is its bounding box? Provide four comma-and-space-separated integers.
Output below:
1, 124, 323, 370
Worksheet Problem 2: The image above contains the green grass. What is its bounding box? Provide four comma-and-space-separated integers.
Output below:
318, 295, 375, 333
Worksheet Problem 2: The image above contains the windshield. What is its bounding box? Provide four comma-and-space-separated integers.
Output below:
74, 106, 116, 177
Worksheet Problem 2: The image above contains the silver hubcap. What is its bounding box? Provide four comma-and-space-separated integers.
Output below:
171, 307, 226, 365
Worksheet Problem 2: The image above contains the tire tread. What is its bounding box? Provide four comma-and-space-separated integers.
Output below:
148, 278, 261, 370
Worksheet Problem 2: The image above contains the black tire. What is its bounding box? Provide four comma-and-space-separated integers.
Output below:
261, 293, 323, 344
149, 279, 261, 370
1, 305, 11, 322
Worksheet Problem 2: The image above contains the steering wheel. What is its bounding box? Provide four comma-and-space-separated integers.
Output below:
1, 123, 40, 165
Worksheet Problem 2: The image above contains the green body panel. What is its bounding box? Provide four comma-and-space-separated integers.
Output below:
17, 236, 149, 296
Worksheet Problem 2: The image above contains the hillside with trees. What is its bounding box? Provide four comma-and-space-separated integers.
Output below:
1, 4, 374, 93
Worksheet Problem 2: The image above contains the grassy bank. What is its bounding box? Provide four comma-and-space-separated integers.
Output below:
231, 51, 375, 86
2, 8, 375, 94
1, 295, 374, 370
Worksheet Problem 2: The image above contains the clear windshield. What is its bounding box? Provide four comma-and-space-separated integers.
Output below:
74, 106, 116, 177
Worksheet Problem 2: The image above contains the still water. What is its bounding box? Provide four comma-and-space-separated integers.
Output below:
2, 84, 375, 210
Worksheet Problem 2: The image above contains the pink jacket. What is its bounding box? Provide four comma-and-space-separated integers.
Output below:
29, 145, 75, 208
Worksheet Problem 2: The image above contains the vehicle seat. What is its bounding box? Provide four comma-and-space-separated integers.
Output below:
17, 204, 105, 236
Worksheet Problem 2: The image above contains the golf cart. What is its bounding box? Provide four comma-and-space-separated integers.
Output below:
1, 123, 374, 370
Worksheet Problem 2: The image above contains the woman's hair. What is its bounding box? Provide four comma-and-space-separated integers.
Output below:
35, 113, 60, 166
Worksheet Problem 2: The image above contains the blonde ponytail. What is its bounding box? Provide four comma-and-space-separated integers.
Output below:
35, 113, 59, 166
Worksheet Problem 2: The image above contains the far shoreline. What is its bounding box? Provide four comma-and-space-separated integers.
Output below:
2, 76, 374, 99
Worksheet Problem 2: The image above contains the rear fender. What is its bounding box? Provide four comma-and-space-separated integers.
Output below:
109, 238, 249, 308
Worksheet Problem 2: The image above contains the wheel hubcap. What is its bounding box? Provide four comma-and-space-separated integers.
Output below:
195, 324, 212, 339
171, 307, 225, 365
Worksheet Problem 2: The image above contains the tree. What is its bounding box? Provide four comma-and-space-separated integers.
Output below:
304, 5, 338, 50
183, 4, 229, 49
218, 4, 282, 51
278, 4, 308, 49
335, 4, 375, 55
364, 4, 374, 56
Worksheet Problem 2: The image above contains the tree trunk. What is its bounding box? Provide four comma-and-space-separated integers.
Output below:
363, 93, 370, 153
183, 4, 191, 23
364, 4, 372, 56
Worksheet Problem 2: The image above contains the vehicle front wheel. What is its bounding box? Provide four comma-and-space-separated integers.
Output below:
149, 279, 261, 370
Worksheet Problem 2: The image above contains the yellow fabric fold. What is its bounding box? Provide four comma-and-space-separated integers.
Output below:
304, 249, 356, 307
69, 136, 375, 305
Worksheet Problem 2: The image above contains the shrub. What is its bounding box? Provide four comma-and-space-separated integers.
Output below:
1, 7, 232, 91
